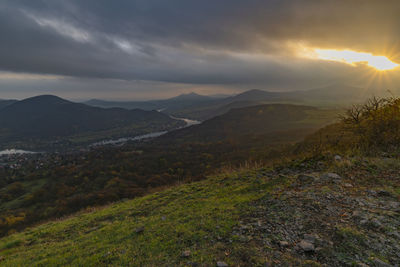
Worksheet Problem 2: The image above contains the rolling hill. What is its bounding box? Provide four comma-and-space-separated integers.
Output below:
0, 97, 399, 266
0, 156, 398, 266
0, 102, 338, 238
0, 100, 17, 110
0, 95, 184, 149
160, 104, 339, 144
85, 85, 386, 121
152, 85, 387, 120
85, 92, 218, 112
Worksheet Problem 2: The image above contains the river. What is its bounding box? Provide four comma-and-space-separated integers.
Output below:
0, 116, 201, 152
90, 116, 201, 147
0, 149, 37, 156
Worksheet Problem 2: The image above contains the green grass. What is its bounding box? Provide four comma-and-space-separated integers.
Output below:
0, 179, 46, 211
0, 168, 284, 266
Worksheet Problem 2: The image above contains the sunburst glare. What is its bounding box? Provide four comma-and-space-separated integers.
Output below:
313, 49, 399, 71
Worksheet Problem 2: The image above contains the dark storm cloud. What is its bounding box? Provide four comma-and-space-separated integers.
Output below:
0, 0, 399, 86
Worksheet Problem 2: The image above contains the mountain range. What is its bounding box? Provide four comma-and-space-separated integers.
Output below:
84, 84, 390, 120
0, 84, 388, 149
0, 95, 183, 149
160, 103, 338, 144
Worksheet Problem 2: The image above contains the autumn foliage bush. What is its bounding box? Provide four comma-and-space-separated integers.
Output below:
341, 97, 400, 153
300, 96, 400, 155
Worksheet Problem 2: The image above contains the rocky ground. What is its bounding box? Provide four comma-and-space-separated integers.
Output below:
229, 157, 400, 266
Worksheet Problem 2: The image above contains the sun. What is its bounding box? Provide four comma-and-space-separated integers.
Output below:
313, 49, 399, 71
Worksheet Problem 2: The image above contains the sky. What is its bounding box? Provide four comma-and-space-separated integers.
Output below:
1, 0, 400, 100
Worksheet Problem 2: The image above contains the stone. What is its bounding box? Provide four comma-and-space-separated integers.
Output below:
320, 173, 342, 182
297, 174, 315, 185
388, 231, 400, 239
161, 216, 166, 221
344, 183, 353, 188
377, 190, 392, 197
388, 201, 399, 209
298, 240, 315, 252
279, 241, 289, 247
181, 250, 191, 257
371, 258, 392, 267
135, 227, 144, 233
370, 218, 382, 228
217, 261, 228, 267
334, 155, 342, 161
303, 234, 318, 243
317, 161, 325, 168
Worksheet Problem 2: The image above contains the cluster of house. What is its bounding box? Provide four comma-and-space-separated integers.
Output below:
0, 153, 44, 170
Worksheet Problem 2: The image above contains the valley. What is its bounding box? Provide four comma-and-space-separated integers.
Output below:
0, 91, 399, 266
0, 94, 339, 238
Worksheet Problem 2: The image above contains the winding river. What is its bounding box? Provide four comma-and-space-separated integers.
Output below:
0, 149, 37, 156
0, 116, 201, 153
90, 116, 201, 147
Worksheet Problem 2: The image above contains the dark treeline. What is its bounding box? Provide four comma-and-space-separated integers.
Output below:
0, 136, 290, 236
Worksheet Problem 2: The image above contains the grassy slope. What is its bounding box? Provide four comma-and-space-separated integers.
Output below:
0, 157, 399, 266
0, 168, 283, 266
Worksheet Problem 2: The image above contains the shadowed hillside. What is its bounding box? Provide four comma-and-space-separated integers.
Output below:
161, 104, 338, 144
0, 100, 17, 110
0, 95, 184, 150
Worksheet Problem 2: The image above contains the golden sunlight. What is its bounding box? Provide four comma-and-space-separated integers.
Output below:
314, 49, 399, 71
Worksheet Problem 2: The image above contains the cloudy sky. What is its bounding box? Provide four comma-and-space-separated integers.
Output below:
1, 0, 400, 100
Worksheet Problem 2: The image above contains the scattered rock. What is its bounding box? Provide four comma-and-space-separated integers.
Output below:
161, 216, 166, 221
334, 155, 342, 161
135, 227, 144, 233
217, 261, 228, 267
298, 240, 315, 252
181, 250, 191, 258
228, 162, 400, 265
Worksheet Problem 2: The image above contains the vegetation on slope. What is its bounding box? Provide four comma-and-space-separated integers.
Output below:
0, 104, 337, 237
298, 96, 400, 156
161, 104, 338, 144
0, 156, 398, 266
1, 97, 399, 266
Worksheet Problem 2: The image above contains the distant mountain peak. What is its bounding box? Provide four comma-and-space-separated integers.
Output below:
17, 95, 71, 105
228, 89, 282, 102
169, 92, 210, 101
182, 92, 201, 97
